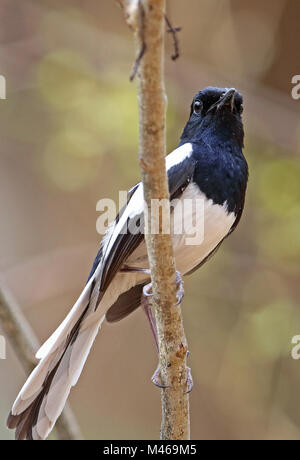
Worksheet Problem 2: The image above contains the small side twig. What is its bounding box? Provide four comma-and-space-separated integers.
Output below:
129, 0, 147, 81
116, 0, 147, 81
164, 14, 181, 61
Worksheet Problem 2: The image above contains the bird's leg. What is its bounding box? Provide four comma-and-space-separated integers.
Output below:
141, 287, 168, 388
121, 265, 191, 390
122, 265, 184, 306
141, 274, 193, 392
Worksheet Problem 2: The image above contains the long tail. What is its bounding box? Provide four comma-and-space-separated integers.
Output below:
7, 274, 105, 440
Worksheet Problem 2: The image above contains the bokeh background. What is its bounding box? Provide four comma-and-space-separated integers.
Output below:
0, 0, 300, 440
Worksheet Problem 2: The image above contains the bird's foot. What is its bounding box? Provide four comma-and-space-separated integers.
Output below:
185, 365, 194, 394
143, 281, 153, 298
151, 363, 169, 389
142, 270, 184, 306
151, 359, 193, 393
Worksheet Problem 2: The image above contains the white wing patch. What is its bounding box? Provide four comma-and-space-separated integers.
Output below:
166, 142, 193, 169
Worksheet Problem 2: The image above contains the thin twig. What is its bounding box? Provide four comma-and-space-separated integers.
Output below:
129, 0, 147, 81
130, 42, 147, 81
0, 282, 82, 440
164, 14, 181, 61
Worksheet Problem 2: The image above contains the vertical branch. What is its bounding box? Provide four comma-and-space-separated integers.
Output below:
0, 283, 82, 440
118, 0, 190, 440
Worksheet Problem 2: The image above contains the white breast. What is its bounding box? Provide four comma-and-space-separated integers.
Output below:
127, 182, 236, 275
170, 182, 236, 274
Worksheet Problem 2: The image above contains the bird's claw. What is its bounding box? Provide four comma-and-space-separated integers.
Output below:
174, 270, 184, 306
142, 271, 184, 306
151, 363, 169, 389
143, 283, 153, 298
151, 360, 194, 393
185, 366, 194, 393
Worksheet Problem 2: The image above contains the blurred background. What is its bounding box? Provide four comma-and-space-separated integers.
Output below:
0, 0, 300, 440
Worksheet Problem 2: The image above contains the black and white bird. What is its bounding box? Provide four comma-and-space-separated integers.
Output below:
7, 86, 248, 440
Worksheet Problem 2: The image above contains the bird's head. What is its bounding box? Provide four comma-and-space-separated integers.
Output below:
180, 87, 244, 148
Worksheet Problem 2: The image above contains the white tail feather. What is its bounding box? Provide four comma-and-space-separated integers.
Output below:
9, 270, 140, 440
69, 318, 104, 385
16, 353, 55, 402
36, 275, 97, 360
11, 313, 105, 440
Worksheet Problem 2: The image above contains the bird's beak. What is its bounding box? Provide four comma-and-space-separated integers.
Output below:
208, 88, 236, 113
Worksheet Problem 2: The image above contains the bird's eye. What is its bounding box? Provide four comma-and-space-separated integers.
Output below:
193, 100, 203, 115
